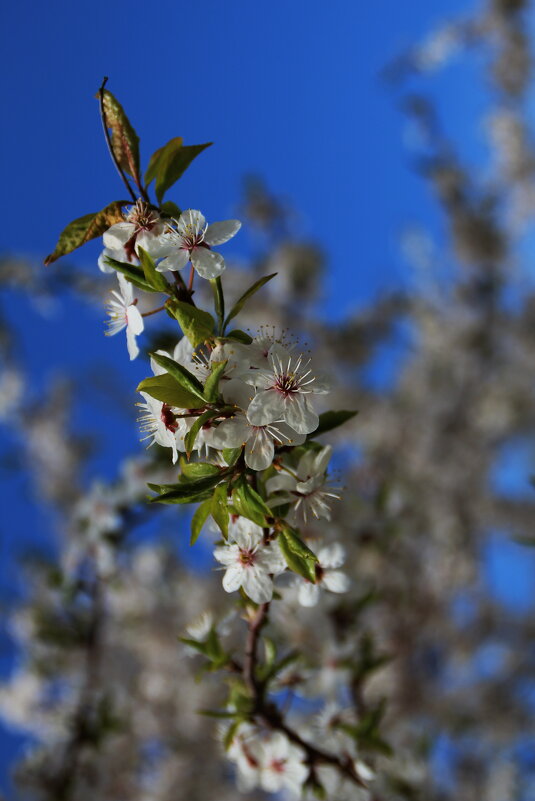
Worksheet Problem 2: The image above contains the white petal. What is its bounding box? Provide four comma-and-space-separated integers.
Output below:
222, 377, 255, 408
243, 568, 273, 604
116, 272, 133, 304
103, 222, 133, 250
209, 416, 249, 449
322, 570, 350, 594
191, 248, 225, 279
98, 248, 117, 273
173, 336, 195, 366
313, 445, 333, 475
245, 429, 275, 471
126, 327, 140, 360
214, 544, 239, 567
126, 304, 144, 336
298, 582, 320, 607
204, 219, 241, 246
273, 422, 306, 448
222, 563, 244, 593
310, 370, 331, 394
156, 249, 189, 273
284, 396, 319, 435
257, 542, 286, 574
318, 543, 345, 569
265, 473, 296, 493
177, 209, 206, 235
247, 390, 286, 426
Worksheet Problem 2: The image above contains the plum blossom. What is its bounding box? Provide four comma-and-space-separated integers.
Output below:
98, 199, 168, 272
155, 209, 241, 279
105, 274, 144, 360
228, 729, 308, 797
213, 518, 286, 603
245, 345, 330, 434
267, 446, 340, 523
295, 543, 350, 607
137, 392, 185, 464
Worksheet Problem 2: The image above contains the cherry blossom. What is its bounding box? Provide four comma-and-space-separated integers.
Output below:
155, 209, 241, 279
98, 199, 168, 272
294, 543, 350, 607
105, 273, 144, 360
267, 445, 340, 523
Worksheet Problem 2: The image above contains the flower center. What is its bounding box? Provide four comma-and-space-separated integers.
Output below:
270, 758, 287, 773
127, 200, 160, 232
160, 403, 178, 433
273, 371, 301, 396
238, 548, 256, 566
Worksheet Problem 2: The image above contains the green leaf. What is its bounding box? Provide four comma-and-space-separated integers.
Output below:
168, 300, 215, 347
278, 528, 318, 582
210, 277, 225, 334
159, 200, 182, 220
310, 410, 358, 438
138, 247, 170, 293
45, 201, 127, 265
180, 459, 221, 479
226, 329, 253, 344
211, 483, 229, 538
203, 360, 227, 403
190, 498, 212, 545
101, 89, 140, 180
137, 374, 203, 409
184, 409, 221, 455
148, 473, 224, 504
144, 137, 212, 203
223, 719, 243, 751
232, 479, 273, 527
150, 352, 206, 403
223, 447, 242, 466
224, 273, 277, 328
101, 256, 155, 292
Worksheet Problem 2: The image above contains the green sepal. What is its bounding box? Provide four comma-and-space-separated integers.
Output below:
309, 410, 358, 438
137, 373, 203, 409
144, 137, 213, 203
203, 360, 227, 403
211, 483, 229, 538
224, 272, 277, 328
190, 498, 212, 545
168, 300, 215, 347
278, 527, 318, 583
150, 352, 206, 403
232, 478, 273, 527
44, 201, 127, 265
103, 256, 155, 292
138, 247, 171, 293
184, 409, 221, 456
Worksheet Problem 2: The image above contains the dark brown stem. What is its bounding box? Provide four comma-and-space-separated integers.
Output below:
98, 77, 137, 203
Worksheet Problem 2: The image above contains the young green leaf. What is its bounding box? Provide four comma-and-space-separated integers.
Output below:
103, 256, 155, 292
224, 273, 277, 328
137, 374, 203, 409
180, 459, 221, 479
44, 201, 127, 265
203, 360, 227, 403
210, 277, 225, 334
144, 137, 212, 203
232, 479, 273, 527
226, 329, 253, 344
223, 447, 243, 466
309, 410, 359, 438
184, 409, 221, 456
211, 483, 229, 538
159, 200, 182, 220
190, 498, 212, 545
278, 528, 318, 583
138, 247, 170, 292
148, 473, 224, 504
168, 300, 215, 348
150, 352, 206, 402
101, 89, 140, 180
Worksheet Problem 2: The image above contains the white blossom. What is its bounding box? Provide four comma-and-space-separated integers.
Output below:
294, 543, 349, 607
105, 273, 144, 360
213, 518, 286, 603
137, 392, 183, 464
155, 209, 241, 279
244, 345, 330, 434
267, 446, 340, 523
98, 199, 168, 273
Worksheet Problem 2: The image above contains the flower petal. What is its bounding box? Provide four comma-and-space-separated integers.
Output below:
243, 568, 273, 604
177, 209, 206, 236
247, 390, 286, 426
204, 219, 241, 246
322, 570, 350, 594
245, 428, 275, 471
284, 396, 319, 435
126, 304, 144, 336
298, 582, 320, 607
155, 249, 189, 273
191, 248, 225, 279
126, 327, 140, 361
103, 222, 133, 250
222, 563, 244, 593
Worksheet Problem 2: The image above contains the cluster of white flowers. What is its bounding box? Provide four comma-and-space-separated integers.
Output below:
227, 726, 308, 797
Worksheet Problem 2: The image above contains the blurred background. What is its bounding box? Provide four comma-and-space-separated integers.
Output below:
1, 1, 535, 799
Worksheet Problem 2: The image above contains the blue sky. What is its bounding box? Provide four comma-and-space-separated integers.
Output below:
2, 0, 535, 795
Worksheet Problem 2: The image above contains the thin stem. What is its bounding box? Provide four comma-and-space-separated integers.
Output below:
98, 77, 137, 203
188, 264, 195, 292
141, 303, 167, 318
172, 270, 197, 307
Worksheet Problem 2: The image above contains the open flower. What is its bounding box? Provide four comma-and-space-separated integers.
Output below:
105, 274, 144, 360
98, 199, 168, 272
245, 346, 330, 434
295, 543, 350, 607
267, 446, 340, 523
136, 392, 185, 464
155, 209, 241, 279
257, 733, 308, 796
213, 518, 286, 603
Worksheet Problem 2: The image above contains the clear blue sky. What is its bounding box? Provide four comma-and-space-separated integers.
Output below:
3, 0, 533, 794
